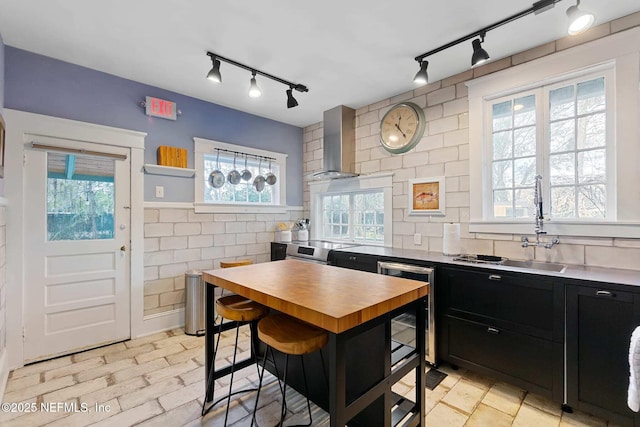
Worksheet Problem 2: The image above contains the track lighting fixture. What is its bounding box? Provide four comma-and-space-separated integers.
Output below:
413, 60, 429, 85
248, 72, 262, 98
207, 57, 222, 83
286, 87, 298, 108
412, 0, 595, 84
566, 0, 594, 35
471, 33, 490, 67
205, 51, 308, 108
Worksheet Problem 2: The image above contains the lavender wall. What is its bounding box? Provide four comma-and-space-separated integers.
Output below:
4, 47, 303, 204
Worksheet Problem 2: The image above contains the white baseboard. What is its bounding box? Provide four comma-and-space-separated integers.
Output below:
0, 350, 9, 401
135, 308, 186, 339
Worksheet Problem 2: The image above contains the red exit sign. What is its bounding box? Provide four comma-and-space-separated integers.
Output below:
145, 96, 177, 120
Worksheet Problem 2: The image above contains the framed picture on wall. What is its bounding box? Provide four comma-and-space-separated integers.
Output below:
0, 114, 5, 179
408, 176, 445, 216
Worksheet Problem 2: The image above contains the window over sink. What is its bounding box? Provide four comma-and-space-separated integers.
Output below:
467, 28, 640, 238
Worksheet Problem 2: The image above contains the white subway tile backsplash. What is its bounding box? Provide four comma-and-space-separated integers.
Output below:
200, 246, 225, 259
444, 160, 469, 177
188, 211, 213, 222
427, 86, 456, 106
144, 238, 159, 252
188, 235, 214, 248
213, 234, 236, 246
237, 233, 257, 244
444, 129, 469, 147
201, 221, 225, 235
225, 245, 247, 258
585, 246, 640, 271
403, 152, 430, 168
158, 263, 188, 279
443, 98, 468, 117
144, 223, 173, 237
381, 156, 404, 171
160, 236, 188, 251
414, 81, 442, 97
415, 163, 445, 178
429, 116, 459, 136
390, 90, 415, 104
174, 223, 201, 236
225, 222, 247, 233
144, 209, 159, 223
173, 249, 201, 263
159, 209, 188, 223
144, 251, 173, 266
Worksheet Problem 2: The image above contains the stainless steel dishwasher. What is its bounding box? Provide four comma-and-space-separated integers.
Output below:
378, 261, 436, 365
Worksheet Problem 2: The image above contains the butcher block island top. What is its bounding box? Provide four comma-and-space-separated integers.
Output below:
203, 259, 429, 334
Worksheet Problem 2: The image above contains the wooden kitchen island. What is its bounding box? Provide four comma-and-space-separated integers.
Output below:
202, 259, 429, 427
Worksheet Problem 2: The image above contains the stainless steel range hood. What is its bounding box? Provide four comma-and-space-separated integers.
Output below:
313, 105, 358, 179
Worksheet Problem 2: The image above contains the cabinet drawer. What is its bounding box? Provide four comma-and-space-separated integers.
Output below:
329, 252, 379, 273
441, 268, 562, 340
443, 316, 561, 399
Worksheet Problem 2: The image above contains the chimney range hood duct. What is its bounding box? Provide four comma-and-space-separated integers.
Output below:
313, 105, 358, 179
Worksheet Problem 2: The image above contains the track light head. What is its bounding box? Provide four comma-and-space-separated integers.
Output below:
567, 0, 594, 35
207, 58, 222, 83
248, 72, 262, 98
286, 88, 299, 108
471, 36, 490, 67
413, 61, 429, 85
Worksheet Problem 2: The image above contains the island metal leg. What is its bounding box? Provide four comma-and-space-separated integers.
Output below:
328, 333, 347, 427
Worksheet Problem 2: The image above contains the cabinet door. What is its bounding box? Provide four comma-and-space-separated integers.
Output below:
567, 284, 640, 424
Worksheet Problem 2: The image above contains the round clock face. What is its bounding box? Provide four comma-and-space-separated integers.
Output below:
379, 102, 426, 154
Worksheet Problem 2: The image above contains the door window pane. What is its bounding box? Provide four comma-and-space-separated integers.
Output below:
47, 153, 115, 241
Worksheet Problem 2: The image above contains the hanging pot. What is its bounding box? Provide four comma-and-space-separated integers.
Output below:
227, 153, 241, 185
241, 155, 252, 181
253, 158, 266, 192
208, 150, 225, 188
265, 159, 277, 186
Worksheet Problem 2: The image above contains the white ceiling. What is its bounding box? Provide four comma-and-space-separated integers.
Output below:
0, 0, 638, 128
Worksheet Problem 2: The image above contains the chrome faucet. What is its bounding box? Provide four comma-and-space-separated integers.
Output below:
534, 174, 545, 236
521, 175, 559, 249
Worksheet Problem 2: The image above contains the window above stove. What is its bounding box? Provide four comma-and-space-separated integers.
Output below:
309, 173, 393, 246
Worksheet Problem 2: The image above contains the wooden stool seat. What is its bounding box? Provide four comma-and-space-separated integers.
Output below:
216, 295, 268, 322
258, 313, 328, 356
220, 259, 252, 268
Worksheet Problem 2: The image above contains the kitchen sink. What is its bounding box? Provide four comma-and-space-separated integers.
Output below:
501, 259, 567, 273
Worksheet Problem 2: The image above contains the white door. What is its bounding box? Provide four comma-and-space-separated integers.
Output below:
24, 139, 131, 362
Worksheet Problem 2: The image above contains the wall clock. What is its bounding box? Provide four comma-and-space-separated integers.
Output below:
379, 102, 426, 154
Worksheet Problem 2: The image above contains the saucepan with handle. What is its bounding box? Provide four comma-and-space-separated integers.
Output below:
208, 150, 225, 188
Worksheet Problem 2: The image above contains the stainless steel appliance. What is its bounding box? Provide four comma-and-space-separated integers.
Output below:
271, 240, 359, 264
378, 261, 436, 365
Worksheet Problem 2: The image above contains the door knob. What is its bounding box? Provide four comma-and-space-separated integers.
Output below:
120, 245, 126, 252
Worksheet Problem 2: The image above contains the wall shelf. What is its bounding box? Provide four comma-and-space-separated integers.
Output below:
143, 164, 196, 178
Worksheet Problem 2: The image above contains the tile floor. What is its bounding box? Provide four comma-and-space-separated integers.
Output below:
0, 326, 617, 426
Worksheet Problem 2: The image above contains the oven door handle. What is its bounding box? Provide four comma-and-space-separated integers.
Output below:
377, 261, 433, 275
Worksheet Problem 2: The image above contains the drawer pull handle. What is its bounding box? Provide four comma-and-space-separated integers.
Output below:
487, 327, 500, 334
596, 290, 614, 297
488, 275, 502, 281
349, 256, 357, 261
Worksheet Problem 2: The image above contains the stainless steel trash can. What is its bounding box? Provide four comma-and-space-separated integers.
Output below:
184, 271, 206, 336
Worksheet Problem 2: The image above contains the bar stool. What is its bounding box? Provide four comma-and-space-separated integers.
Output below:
251, 313, 328, 427
201, 260, 268, 425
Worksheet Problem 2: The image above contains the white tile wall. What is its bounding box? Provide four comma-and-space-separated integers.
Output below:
143, 207, 302, 316
302, 13, 640, 270
0, 206, 5, 358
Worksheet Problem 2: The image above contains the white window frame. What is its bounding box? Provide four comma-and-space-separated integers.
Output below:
194, 137, 287, 213
468, 27, 640, 238
309, 172, 393, 246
